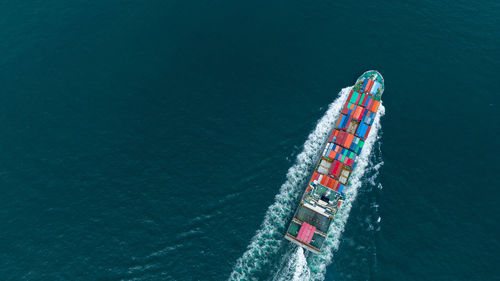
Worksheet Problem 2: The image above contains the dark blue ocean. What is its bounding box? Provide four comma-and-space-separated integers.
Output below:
0, 1, 498, 280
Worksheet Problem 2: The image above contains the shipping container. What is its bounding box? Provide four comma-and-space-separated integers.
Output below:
365, 126, 371, 138
365, 79, 374, 93
353, 106, 362, 121
344, 133, 354, 148
361, 79, 369, 92
358, 93, 366, 106
347, 120, 359, 135
367, 98, 374, 111
346, 90, 353, 105
363, 95, 370, 107
350, 91, 359, 104
371, 81, 380, 94
371, 100, 380, 113
341, 169, 350, 178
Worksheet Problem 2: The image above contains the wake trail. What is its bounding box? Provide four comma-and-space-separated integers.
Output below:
228, 87, 351, 281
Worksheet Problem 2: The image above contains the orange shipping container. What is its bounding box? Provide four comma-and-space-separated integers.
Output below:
311, 171, 319, 181
320, 175, 327, 185
353, 106, 363, 120
344, 133, 354, 148
371, 100, 380, 113
329, 151, 337, 159
327, 178, 337, 189
325, 177, 334, 188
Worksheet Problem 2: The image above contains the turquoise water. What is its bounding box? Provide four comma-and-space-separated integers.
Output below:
0, 1, 498, 280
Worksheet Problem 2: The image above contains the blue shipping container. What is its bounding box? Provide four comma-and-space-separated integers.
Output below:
338, 115, 346, 128
361, 79, 369, 92
363, 96, 371, 107
356, 123, 364, 136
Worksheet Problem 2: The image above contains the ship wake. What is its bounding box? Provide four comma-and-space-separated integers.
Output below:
229, 87, 385, 281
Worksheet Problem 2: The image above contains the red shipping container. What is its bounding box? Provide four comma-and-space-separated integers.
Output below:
341, 106, 349, 115
332, 164, 338, 177
334, 134, 341, 145
331, 161, 339, 175
346, 90, 353, 104
329, 132, 336, 142
329, 160, 338, 175
335, 131, 345, 145
341, 131, 348, 144
335, 163, 344, 178
342, 156, 348, 165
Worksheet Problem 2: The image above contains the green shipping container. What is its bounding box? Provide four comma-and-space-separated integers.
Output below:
350, 92, 359, 104
359, 93, 365, 105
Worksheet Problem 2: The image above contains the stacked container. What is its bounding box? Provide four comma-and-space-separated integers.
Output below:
313, 77, 382, 193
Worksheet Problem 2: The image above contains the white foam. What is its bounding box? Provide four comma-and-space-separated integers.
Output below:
228, 87, 351, 281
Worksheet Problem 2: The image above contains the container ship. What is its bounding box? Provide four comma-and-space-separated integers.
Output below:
284, 70, 384, 254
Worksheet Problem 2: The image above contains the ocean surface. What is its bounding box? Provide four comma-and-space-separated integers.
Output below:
0, 1, 498, 280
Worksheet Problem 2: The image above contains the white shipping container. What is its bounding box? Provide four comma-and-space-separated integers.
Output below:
320, 160, 332, 169
339, 175, 348, 184
371, 82, 380, 94
317, 166, 328, 175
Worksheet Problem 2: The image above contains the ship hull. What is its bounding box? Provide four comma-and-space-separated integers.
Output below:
284, 70, 385, 253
